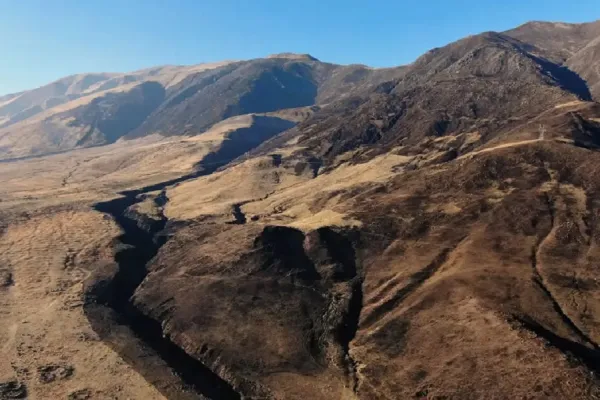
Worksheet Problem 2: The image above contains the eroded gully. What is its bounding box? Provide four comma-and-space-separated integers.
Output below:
86, 159, 245, 399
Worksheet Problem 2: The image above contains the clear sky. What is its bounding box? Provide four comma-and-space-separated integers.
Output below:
1, 0, 599, 95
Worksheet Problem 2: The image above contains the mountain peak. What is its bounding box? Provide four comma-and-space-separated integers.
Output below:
266, 53, 319, 62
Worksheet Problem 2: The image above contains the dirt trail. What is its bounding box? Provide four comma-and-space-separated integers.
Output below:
457, 138, 541, 160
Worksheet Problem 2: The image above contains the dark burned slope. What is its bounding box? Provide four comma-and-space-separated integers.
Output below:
262, 32, 592, 165
346, 140, 600, 399
122, 139, 600, 399
88, 183, 241, 400
83, 22, 600, 400
83, 114, 301, 399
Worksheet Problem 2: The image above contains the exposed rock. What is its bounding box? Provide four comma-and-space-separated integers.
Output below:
0, 269, 13, 288
0, 381, 27, 399
38, 364, 74, 384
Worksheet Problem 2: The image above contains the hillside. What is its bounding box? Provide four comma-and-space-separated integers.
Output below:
3, 18, 600, 400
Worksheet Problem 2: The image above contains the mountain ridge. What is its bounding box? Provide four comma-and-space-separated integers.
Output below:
0, 54, 407, 160
4, 17, 600, 161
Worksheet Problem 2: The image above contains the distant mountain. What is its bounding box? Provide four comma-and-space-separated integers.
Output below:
0, 73, 119, 126
505, 20, 600, 62
0, 55, 405, 160
505, 20, 600, 99
0, 62, 235, 128
130, 57, 405, 139
2, 20, 600, 162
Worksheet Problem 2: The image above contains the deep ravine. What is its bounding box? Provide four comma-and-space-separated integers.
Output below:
518, 191, 600, 378
338, 280, 363, 393
82, 118, 303, 398
530, 192, 600, 350
85, 157, 247, 399
229, 203, 247, 224
83, 132, 357, 398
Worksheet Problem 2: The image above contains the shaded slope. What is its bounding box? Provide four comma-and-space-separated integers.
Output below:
504, 20, 600, 100
566, 36, 600, 100
0, 56, 405, 159
131, 57, 405, 137
197, 115, 295, 168
0, 73, 117, 125
70, 81, 167, 146
0, 63, 236, 128
0, 82, 167, 159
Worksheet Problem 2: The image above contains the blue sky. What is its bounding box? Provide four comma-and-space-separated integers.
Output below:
1, 0, 599, 95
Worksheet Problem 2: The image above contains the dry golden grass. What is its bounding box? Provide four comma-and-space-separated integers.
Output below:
166, 151, 411, 229
0, 118, 264, 397
130, 191, 164, 221
457, 138, 542, 160
243, 153, 411, 228
554, 100, 587, 109
0, 113, 262, 213
0, 209, 164, 399
165, 154, 311, 221
0, 121, 252, 397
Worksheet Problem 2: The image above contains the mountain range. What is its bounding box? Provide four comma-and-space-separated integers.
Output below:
0, 54, 404, 160
2, 19, 600, 400
2, 20, 600, 162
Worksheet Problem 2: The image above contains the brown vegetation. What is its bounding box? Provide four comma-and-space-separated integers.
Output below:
3, 19, 600, 400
